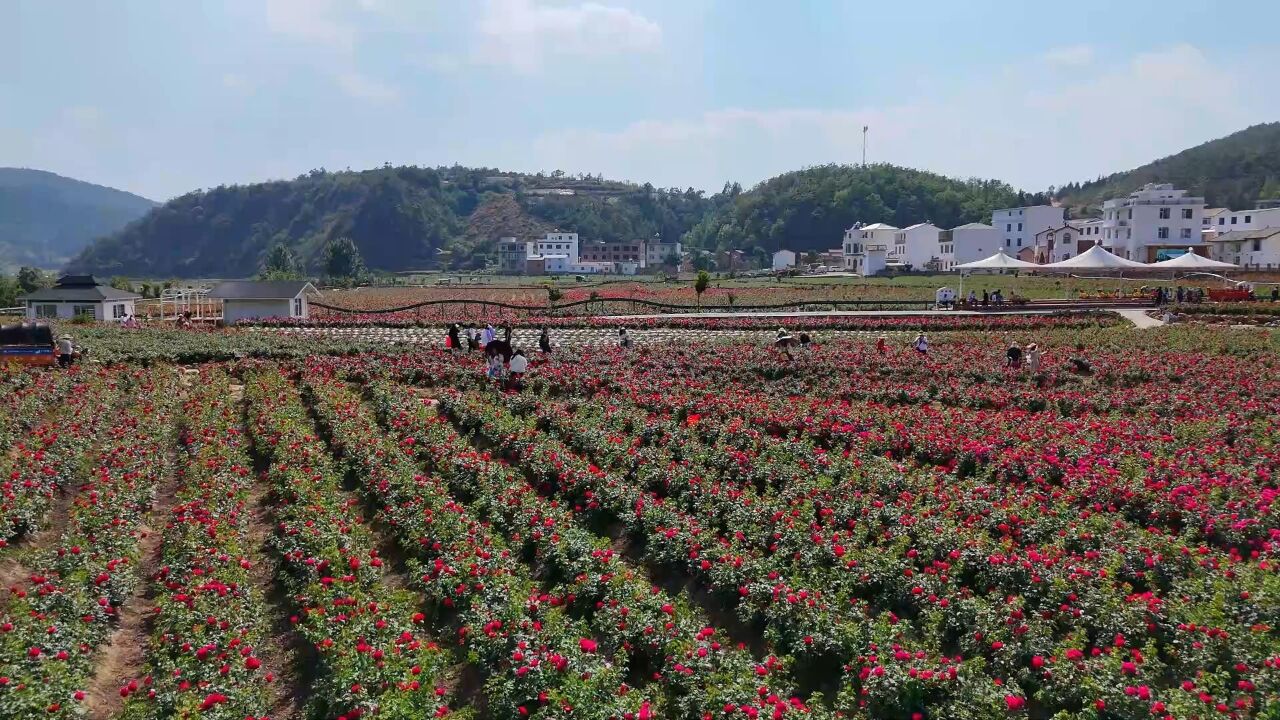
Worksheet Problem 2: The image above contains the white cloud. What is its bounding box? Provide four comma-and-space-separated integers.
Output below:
1042, 45, 1094, 67
531, 45, 1280, 194
265, 0, 357, 50
476, 0, 662, 73
335, 71, 399, 102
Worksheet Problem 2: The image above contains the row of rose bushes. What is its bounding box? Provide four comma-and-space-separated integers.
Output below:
0, 369, 174, 718
249, 311, 1121, 333
241, 371, 459, 719
0, 367, 120, 545
432, 381, 1280, 712
0, 367, 72, 454
348, 378, 826, 720
119, 370, 276, 719
297, 374, 660, 720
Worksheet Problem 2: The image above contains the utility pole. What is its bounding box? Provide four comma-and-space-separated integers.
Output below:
862, 125, 868, 167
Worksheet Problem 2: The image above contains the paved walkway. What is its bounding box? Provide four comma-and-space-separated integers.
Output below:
1115, 309, 1166, 328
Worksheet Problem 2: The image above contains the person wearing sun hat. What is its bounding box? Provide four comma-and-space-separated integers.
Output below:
56, 334, 75, 368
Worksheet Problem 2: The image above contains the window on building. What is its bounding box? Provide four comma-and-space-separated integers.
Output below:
1005, 239, 1011, 247
1219, 218, 1225, 225
1006, 224, 1011, 232
1127, 210, 1133, 220
1157, 227, 1169, 239
1159, 208, 1171, 219
1017, 223, 1023, 232
1016, 238, 1022, 247
1245, 215, 1252, 223
72, 304, 96, 318
293, 297, 303, 316
1182, 209, 1193, 220
112, 303, 126, 319
35, 304, 57, 319
1063, 233, 1072, 242
1253, 239, 1262, 252
1231, 217, 1238, 225
1062, 252, 1071, 259
1180, 228, 1192, 239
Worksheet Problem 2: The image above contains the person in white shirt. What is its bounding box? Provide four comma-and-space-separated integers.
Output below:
57, 335, 75, 368
482, 324, 496, 348
507, 349, 529, 390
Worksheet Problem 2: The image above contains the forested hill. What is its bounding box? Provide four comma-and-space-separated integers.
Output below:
682, 164, 1036, 254
67, 166, 719, 276
1055, 122, 1280, 213
0, 168, 156, 272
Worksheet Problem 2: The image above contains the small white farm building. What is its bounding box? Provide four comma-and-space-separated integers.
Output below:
19, 275, 140, 322
208, 280, 318, 324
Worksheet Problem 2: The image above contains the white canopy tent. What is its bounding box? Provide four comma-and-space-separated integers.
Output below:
951, 250, 1041, 303
1148, 248, 1239, 270
1039, 244, 1149, 270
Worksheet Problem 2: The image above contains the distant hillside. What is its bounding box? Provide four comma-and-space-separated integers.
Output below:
683, 164, 1036, 254
0, 168, 156, 272
1056, 122, 1280, 214
68, 166, 718, 276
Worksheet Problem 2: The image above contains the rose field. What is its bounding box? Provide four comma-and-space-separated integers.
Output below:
0, 324, 1278, 720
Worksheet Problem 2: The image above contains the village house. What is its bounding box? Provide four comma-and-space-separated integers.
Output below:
20, 274, 140, 322
208, 280, 318, 324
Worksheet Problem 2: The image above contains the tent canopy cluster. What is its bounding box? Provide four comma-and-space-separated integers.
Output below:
953, 245, 1238, 272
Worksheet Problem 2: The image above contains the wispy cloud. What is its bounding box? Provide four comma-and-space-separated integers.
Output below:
476, 0, 662, 74
1042, 45, 1095, 67
264, 0, 357, 51
532, 45, 1280, 193
335, 71, 399, 102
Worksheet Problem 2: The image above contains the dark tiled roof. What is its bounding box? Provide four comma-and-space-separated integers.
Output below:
19, 276, 140, 302
207, 281, 317, 300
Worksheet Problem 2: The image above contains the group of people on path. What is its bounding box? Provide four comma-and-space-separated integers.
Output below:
446, 322, 636, 390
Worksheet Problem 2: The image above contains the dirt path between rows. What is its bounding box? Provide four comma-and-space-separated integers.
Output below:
0, 479, 81, 612
84, 449, 181, 719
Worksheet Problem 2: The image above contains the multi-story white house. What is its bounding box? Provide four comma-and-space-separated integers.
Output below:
535, 231, 579, 261
991, 205, 1065, 256
842, 222, 895, 276
945, 223, 1003, 264
1101, 183, 1204, 262
645, 238, 682, 268
893, 223, 943, 270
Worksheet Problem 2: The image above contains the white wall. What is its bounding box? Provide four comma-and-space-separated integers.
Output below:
24, 299, 135, 322
536, 232, 579, 261
772, 250, 796, 271
992, 206, 1064, 255
894, 224, 942, 269
1102, 184, 1204, 261
951, 226, 1002, 264
223, 299, 293, 324
1211, 207, 1280, 232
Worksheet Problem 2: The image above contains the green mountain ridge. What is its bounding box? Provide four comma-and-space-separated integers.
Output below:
58, 121, 1280, 276
1055, 122, 1280, 213
0, 168, 156, 272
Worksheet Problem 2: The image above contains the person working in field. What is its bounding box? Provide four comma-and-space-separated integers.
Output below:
507, 349, 528, 390
1024, 343, 1042, 374
912, 333, 929, 355
875, 335, 887, 355
56, 334, 76, 368
446, 323, 461, 350
482, 324, 496, 348
539, 327, 552, 354
1005, 341, 1023, 369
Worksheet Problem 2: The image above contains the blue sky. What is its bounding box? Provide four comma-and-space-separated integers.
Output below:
3, 0, 1279, 201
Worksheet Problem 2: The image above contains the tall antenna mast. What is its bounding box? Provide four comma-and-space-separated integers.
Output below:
862, 125, 868, 167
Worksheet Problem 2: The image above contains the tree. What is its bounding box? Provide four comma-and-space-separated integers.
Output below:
17, 266, 49, 294
694, 270, 710, 306
109, 276, 134, 292
546, 284, 563, 303
691, 254, 714, 272
322, 236, 366, 283
260, 242, 302, 280
0, 274, 19, 308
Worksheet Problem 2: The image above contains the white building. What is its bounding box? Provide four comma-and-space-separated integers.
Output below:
1207, 206, 1280, 233
1206, 227, 1280, 269
944, 223, 1003, 265
19, 274, 140, 323
772, 249, 796, 271
645, 239, 682, 268
843, 222, 895, 276
991, 205, 1065, 256
208, 280, 317, 324
535, 232, 579, 261
893, 223, 943, 270
1101, 183, 1205, 262
1033, 224, 1093, 263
